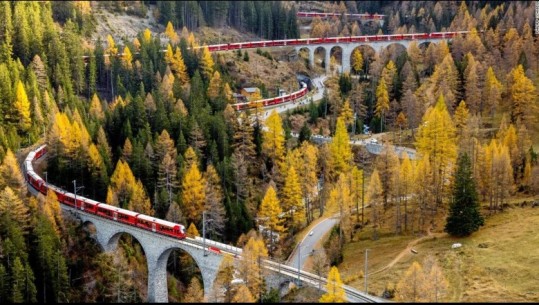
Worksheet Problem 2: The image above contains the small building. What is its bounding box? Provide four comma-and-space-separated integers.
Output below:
240, 87, 261, 100
233, 93, 247, 103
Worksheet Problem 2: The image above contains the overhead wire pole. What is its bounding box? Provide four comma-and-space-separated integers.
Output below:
364, 249, 369, 293
297, 241, 301, 286
72, 180, 84, 210
203, 210, 207, 256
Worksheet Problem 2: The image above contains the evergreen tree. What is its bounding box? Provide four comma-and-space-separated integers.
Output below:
445, 153, 484, 237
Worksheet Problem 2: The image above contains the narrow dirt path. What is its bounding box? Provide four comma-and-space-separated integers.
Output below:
368, 228, 446, 276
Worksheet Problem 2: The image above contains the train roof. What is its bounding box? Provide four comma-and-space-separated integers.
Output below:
98, 203, 140, 217
136, 214, 182, 228
82, 197, 101, 205
25, 151, 36, 163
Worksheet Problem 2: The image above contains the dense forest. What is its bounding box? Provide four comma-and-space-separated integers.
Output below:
0, 0, 537, 302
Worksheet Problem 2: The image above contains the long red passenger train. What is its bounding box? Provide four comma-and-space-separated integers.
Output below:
232, 81, 309, 111
24, 145, 187, 240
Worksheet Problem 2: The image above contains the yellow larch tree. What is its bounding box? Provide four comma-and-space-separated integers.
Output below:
121, 46, 133, 70
0, 149, 26, 196
396, 261, 428, 302
207, 70, 222, 100
133, 37, 141, 51
129, 179, 154, 216
340, 99, 354, 127
491, 141, 513, 212
164, 21, 179, 45
324, 187, 340, 217
186, 222, 200, 237
181, 161, 206, 226
257, 185, 285, 249
238, 236, 268, 302
319, 266, 346, 303
413, 154, 434, 233
184, 277, 204, 302
43, 188, 63, 233
374, 143, 400, 210
499, 123, 520, 178
482, 66, 503, 117
415, 94, 457, 210
187, 32, 198, 49
375, 78, 390, 132
281, 166, 305, 230
108, 159, 150, 214
262, 110, 285, 165
223, 83, 234, 104
183, 146, 199, 170
106, 34, 118, 61
165, 44, 174, 63
121, 138, 133, 162
352, 48, 363, 74
463, 53, 480, 113
398, 153, 414, 232
200, 45, 215, 80
87, 143, 107, 195
367, 169, 383, 239
297, 142, 319, 223
423, 257, 449, 302
142, 28, 152, 43
231, 284, 255, 303
0, 187, 30, 231
213, 254, 235, 302
336, 172, 353, 241
350, 166, 364, 225
172, 47, 189, 85
382, 60, 397, 99
14, 80, 31, 132
89, 93, 104, 121
507, 64, 537, 128
453, 100, 469, 147
330, 117, 352, 177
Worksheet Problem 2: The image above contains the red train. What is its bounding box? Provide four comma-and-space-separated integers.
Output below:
296, 12, 386, 20
232, 82, 309, 111
199, 31, 469, 55
24, 145, 187, 240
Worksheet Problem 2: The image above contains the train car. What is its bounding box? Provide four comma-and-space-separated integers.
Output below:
207, 44, 228, 52
80, 197, 101, 214
429, 32, 445, 39
323, 37, 338, 43
96, 203, 139, 225
57, 190, 76, 208
136, 214, 186, 239
295, 38, 311, 45
27, 170, 45, 194
34, 145, 47, 160
227, 43, 241, 50
352, 36, 368, 43
309, 37, 324, 44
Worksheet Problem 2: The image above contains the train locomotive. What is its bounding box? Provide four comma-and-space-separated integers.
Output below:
24, 145, 186, 240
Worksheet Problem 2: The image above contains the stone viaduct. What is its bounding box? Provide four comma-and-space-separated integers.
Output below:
295, 36, 449, 74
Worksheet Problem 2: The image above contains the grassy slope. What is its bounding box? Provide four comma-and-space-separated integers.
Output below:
339, 200, 539, 302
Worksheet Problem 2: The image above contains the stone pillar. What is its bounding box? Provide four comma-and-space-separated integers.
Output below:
147, 251, 169, 303
199, 252, 224, 302
341, 46, 352, 74
309, 48, 315, 69
325, 47, 331, 75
